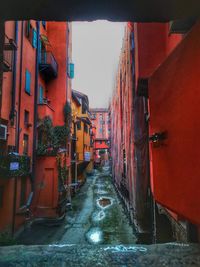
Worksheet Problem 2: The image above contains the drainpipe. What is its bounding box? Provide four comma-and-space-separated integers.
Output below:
0, 21, 5, 128
31, 21, 40, 191
10, 24, 18, 240
10, 22, 18, 139
16, 21, 24, 152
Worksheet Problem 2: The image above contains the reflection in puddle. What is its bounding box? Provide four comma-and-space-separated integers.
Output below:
97, 197, 114, 209
96, 189, 108, 195
104, 245, 147, 252
92, 210, 105, 222
86, 227, 103, 244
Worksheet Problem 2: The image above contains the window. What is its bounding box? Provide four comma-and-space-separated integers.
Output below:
20, 177, 27, 207
39, 86, 44, 104
42, 21, 46, 29
32, 28, 37, 48
26, 21, 37, 49
23, 134, 29, 155
84, 124, 88, 133
0, 186, 4, 208
25, 21, 31, 38
25, 69, 31, 94
24, 110, 29, 126
77, 121, 81, 130
99, 128, 103, 134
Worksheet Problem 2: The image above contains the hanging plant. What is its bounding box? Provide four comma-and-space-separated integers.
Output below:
56, 154, 68, 191
63, 101, 72, 129
53, 125, 70, 149
37, 108, 72, 156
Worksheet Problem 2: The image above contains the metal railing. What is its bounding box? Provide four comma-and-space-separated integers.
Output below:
39, 51, 58, 76
3, 35, 17, 72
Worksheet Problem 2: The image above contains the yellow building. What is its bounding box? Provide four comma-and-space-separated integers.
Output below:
71, 90, 93, 185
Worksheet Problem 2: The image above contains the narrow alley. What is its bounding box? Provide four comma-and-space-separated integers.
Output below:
1, 4, 200, 265
18, 166, 136, 245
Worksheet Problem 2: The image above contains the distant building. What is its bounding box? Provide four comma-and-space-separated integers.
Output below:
90, 108, 110, 166
71, 90, 93, 186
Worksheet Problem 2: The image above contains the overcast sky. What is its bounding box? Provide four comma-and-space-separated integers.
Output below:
72, 21, 125, 108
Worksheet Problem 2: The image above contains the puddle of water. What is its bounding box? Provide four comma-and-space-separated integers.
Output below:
104, 245, 147, 252
92, 210, 106, 222
96, 189, 108, 195
97, 197, 114, 209
86, 227, 103, 244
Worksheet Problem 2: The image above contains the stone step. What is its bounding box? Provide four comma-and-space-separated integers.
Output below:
0, 243, 200, 266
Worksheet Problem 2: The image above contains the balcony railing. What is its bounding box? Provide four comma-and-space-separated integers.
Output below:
0, 154, 31, 178
3, 35, 17, 72
38, 102, 54, 120
39, 51, 58, 81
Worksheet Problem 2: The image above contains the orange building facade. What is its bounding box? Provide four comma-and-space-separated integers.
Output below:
0, 21, 73, 235
71, 90, 93, 186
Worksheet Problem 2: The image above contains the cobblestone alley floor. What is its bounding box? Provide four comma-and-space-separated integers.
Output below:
17, 166, 136, 245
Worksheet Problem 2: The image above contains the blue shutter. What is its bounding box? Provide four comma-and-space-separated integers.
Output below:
42, 21, 46, 29
38, 39, 42, 63
69, 63, 74, 79
32, 29, 37, 48
25, 70, 31, 94
39, 86, 44, 104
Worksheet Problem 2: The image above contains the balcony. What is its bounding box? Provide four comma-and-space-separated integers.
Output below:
3, 35, 17, 72
39, 51, 58, 81
0, 154, 31, 179
38, 101, 54, 120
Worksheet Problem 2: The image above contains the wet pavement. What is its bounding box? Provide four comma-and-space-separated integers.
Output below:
4, 167, 200, 266
18, 166, 136, 245
1, 243, 200, 267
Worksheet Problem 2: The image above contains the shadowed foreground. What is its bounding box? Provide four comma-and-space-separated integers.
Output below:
0, 243, 200, 266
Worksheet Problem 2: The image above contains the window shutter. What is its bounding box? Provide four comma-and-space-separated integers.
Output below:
69, 63, 74, 79
25, 70, 31, 94
39, 86, 44, 104
32, 29, 37, 48
26, 21, 31, 38
42, 21, 46, 29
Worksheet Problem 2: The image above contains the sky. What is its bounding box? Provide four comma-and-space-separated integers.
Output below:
72, 21, 125, 108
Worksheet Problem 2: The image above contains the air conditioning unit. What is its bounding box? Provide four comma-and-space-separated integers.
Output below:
0, 124, 7, 140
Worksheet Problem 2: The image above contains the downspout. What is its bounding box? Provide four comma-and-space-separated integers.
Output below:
10, 21, 18, 141
0, 22, 4, 126
12, 21, 21, 237
16, 21, 24, 152
31, 21, 40, 193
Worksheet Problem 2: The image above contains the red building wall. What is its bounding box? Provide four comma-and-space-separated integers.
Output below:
149, 21, 200, 226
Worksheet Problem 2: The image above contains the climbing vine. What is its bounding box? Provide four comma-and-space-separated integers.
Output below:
37, 101, 72, 156
56, 154, 68, 189
0, 154, 31, 178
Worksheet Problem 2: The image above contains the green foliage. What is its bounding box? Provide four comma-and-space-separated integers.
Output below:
37, 114, 71, 156
99, 149, 106, 155
53, 125, 70, 149
63, 101, 72, 125
0, 154, 31, 178
56, 155, 68, 191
